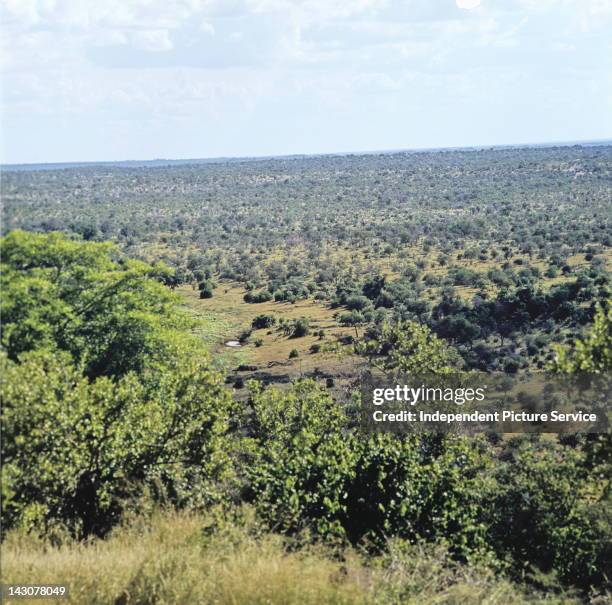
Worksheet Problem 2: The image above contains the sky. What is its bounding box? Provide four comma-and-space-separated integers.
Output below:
1, 0, 611, 164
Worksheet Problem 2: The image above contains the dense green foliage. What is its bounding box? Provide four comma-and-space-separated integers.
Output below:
552, 303, 612, 374
356, 320, 461, 375
488, 440, 610, 589
1, 230, 186, 379
1, 232, 234, 538
1, 352, 233, 537
243, 378, 610, 591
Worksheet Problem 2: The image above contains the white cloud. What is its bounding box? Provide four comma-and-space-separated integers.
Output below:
456, 0, 481, 10
1, 0, 610, 162
130, 29, 173, 51
200, 21, 215, 35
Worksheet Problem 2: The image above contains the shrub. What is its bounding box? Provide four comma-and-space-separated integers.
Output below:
545, 266, 559, 278
0, 231, 235, 538
339, 311, 365, 326
244, 383, 495, 560
244, 381, 357, 539
488, 440, 611, 589
252, 314, 276, 330
199, 283, 213, 299
244, 290, 273, 303
291, 318, 310, 338
239, 329, 252, 343
0, 351, 234, 538
356, 321, 461, 376
198, 279, 214, 291
344, 434, 493, 559
345, 295, 371, 311
503, 358, 520, 374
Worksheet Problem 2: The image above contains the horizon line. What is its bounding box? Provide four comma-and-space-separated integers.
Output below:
2, 137, 611, 170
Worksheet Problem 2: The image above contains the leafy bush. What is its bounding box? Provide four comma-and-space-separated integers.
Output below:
244, 290, 273, 303
357, 321, 461, 375
244, 381, 358, 539
290, 317, 310, 338
339, 311, 365, 326
488, 440, 611, 589
551, 303, 611, 373
242, 375, 611, 592
244, 381, 493, 559
272, 280, 310, 303
198, 281, 214, 298
345, 434, 494, 561
345, 295, 372, 312
1, 351, 234, 538
0, 231, 235, 538
252, 314, 276, 330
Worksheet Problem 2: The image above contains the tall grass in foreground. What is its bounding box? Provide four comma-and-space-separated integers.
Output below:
1, 510, 586, 605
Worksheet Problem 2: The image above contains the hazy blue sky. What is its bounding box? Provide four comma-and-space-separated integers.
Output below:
1, 0, 611, 164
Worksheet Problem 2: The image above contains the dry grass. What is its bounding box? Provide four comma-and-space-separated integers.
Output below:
1, 511, 583, 605
2, 512, 364, 605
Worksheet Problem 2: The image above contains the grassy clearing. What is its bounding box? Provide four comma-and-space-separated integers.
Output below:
1, 510, 583, 605
180, 286, 250, 370
180, 283, 359, 377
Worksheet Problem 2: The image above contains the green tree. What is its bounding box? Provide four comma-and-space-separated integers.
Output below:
551, 303, 611, 374
198, 280, 214, 299
488, 440, 610, 590
546, 303, 612, 589
1, 230, 188, 379
243, 381, 493, 561
357, 320, 461, 376
244, 380, 358, 539
345, 433, 493, 561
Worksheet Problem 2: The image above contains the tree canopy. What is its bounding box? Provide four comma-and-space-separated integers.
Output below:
1, 230, 187, 378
